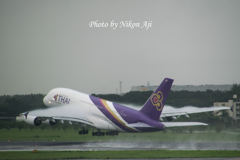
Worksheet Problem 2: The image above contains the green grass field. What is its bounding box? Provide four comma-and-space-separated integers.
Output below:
0, 150, 240, 160
0, 128, 240, 142
1, 128, 240, 159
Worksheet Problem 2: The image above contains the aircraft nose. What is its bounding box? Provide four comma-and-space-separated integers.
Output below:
43, 96, 48, 106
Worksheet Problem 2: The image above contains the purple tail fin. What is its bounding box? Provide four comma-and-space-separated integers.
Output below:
140, 78, 174, 121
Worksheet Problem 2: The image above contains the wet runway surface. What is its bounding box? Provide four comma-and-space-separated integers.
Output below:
1, 141, 240, 151
64, 159, 240, 160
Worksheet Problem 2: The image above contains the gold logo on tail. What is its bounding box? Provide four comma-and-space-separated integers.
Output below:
151, 91, 163, 111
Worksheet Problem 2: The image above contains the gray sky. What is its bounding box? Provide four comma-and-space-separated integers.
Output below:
1, 0, 240, 95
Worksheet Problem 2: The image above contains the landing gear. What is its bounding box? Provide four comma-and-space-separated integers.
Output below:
79, 130, 88, 135
78, 127, 88, 135
91, 130, 119, 136
106, 131, 118, 136
92, 130, 105, 136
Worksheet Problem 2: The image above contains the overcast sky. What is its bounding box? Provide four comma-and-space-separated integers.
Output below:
1, 0, 240, 95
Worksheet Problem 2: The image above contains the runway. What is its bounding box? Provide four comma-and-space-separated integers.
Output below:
1, 141, 240, 151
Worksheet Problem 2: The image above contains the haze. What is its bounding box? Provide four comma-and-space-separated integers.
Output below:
1, 0, 240, 95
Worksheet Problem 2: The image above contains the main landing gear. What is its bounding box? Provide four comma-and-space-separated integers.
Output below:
92, 131, 105, 136
106, 131, 118, 136
92, 130, 119, 136
78, 128, 119, 136
78, 128, 88, 135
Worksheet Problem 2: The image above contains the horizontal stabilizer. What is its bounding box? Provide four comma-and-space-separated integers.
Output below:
163, 122, 208, 127
161, 106, 230, 118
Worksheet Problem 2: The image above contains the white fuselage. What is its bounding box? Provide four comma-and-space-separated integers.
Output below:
42, 88, 133, 132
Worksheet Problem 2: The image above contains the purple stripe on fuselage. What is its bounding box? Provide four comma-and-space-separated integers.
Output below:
89, 95, 135, 132
89, 95, 165, 132
113, 103, 165, 132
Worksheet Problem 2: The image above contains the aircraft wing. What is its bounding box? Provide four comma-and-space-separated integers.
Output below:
161, 106, 230, 118
126, 122, 208, 128
17, 104, 96, 128
35, 116, 95, 127
162, 122, 208, 127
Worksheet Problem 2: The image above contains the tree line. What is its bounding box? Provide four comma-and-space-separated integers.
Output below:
0, 84, 240, 117
93, 84, 240, 107
0, 94, 46, 117
0, 84, 240, 131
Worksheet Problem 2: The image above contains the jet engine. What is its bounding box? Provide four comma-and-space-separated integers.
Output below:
24, 116, 42, 126
166, 116, 177, 121
16, 114, 57, 126
166, 117, 173, 121
42, 119, 57, 125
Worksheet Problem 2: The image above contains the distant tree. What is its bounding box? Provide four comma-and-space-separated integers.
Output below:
17, 122, 24, 131
40, 125, 46, 131
163, 129, 167, 133
198, 125, 207, 133
23, 124, 28, 130
188, 127, 194, 134
61, 124, 69, 131
215, 125, 223, 133
30, 126, 35, 130
73, 125, 79, 131
0, 122, 4, 130
4, 122, 15, 130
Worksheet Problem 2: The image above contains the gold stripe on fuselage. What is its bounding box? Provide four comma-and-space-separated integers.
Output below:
100, 99, 137, 132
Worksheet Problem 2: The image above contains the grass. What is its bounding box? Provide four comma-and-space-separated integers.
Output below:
1, 128, 240, 159
0, 150, 240, 159
0, 128, 240, 142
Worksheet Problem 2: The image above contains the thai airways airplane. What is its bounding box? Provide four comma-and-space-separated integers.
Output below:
16, 78, 230, 136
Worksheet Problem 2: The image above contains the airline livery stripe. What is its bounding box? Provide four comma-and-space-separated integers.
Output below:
106, 101, 128, 125
99, 99, 137, 132
89, 95, 137, 132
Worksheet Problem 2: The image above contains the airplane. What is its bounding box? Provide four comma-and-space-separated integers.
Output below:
16, 78, 230, 136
